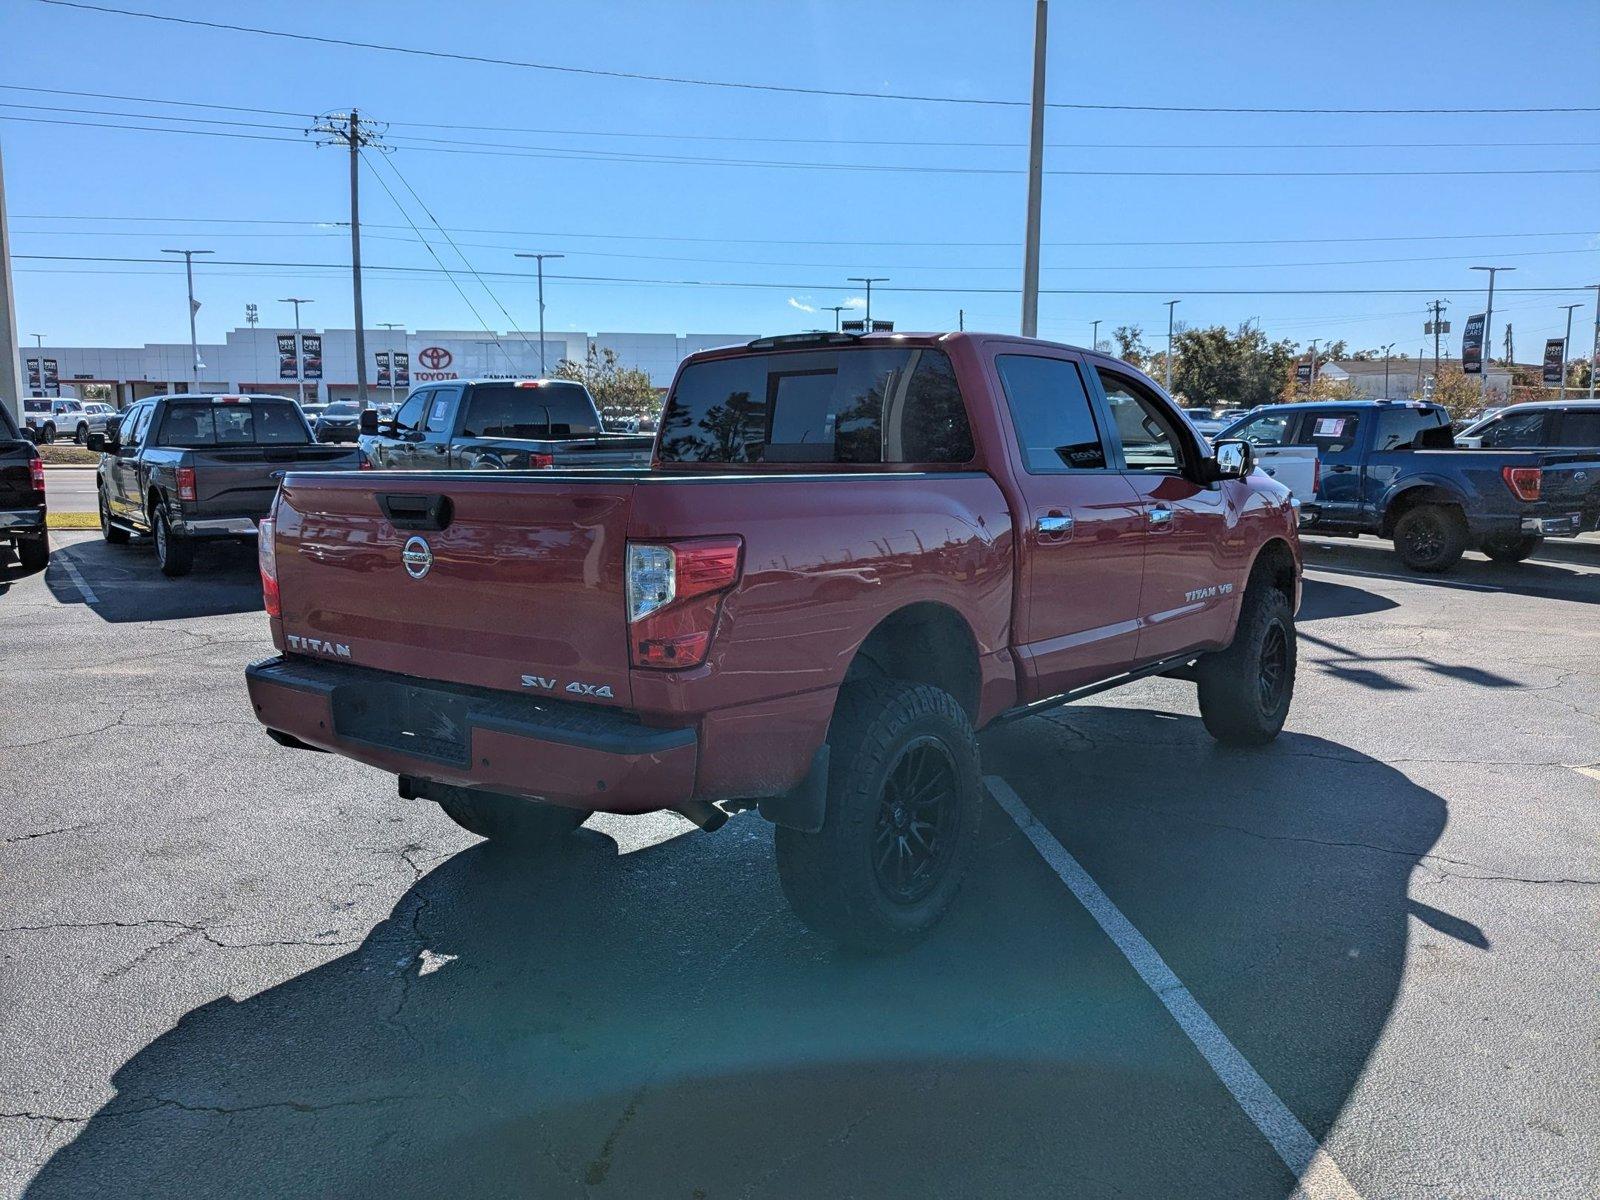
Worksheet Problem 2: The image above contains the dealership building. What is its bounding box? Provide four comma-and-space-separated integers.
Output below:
16, 326, 757, 410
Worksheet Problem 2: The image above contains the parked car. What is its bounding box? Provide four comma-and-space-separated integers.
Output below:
0, 402, 48, 570
1183, 406, 1228, 438
93, 394, 363, 577
1454, 400, 1600, 450
1217, 399, 1600, 570
313, 401, 363, 443
22, 397, 105, 445
358, 379, 655, 469
248, 331, 1302, 950
1215, 406, 1321, 504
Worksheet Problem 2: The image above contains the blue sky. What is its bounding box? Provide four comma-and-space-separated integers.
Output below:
3, 0, 1598, 360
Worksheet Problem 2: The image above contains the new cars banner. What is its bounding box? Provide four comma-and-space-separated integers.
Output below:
42, 359, 60, 396
375, 351, 391, 387
25, 358, 40, 390
1542, 338, 1565, 385
277, 334, 298, 380
1295, 359, 1313, 384
394, 352, 410, 387
300, 334, 323, 380
1461, 313, 1485, 374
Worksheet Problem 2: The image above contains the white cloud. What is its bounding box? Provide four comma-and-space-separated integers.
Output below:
787, 297, 816, 313
843, 297, 867, 309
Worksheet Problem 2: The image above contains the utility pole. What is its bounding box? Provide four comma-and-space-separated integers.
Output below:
514, 253, 565, 375
379, 322, 404, 405
958, 308, 965, 332
313, 110, 386, 407
1426, 298, 1448, 384
1504, 323, 1513, 368
848, 277, 888, 330
1557, 303, 1581, 399
162, 248, 213, 387
1164, 299, 1180, 393
1307, 339, 1319, 398
278, 297, 313, 406
1589, 284, 1600, 400
824, 305, 847, 332
1470, 265, 1513, 400
1380, 342, 1395, 399
1020, 0, 1048, 338
0, 143, 21, 422
1091, 318, 1100, 353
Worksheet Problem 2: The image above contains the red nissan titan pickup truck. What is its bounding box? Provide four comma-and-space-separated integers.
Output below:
247, 332, 1302, 950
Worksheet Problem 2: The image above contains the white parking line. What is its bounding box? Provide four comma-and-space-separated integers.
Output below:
1303, 563, 1503, 593
986, 776, 1362, 1200
55, 556, 100, 605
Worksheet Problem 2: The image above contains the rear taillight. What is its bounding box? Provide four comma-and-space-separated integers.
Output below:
626, 536, 743, 669
176, 466, 197, 502
258, 517, 281, 618
1502, 465, 1541, 502
29, 458, 45, 495
359, 457, 372, 470
529, 453, 555, 469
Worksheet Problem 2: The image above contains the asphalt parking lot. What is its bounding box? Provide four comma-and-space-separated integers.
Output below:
1, 530, 1596, 1199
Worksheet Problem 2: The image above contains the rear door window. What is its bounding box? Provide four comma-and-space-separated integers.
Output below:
994, 355, 1107, 472
1302, 410, 1363, 454
1555, 410, 1600, 447
659, 347, 973, 466
424, 386, 463, 434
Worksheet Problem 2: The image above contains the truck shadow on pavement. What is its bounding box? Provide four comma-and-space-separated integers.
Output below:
25, 715, 1467, 1199
43, 537, 263, 622
1302, 537, 1600, 607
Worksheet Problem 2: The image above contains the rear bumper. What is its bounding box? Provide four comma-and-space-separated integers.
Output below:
179, 515, 259, 537
245, 655, 698, 812
0, 506, 46, 536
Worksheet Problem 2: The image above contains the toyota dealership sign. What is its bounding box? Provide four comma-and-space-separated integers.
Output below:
415, 346, 456, 380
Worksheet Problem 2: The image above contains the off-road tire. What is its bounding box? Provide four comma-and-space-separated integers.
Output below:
432, 784, 589, 847
16, 532, 49, 572
99, 490, 130, 545
774, 679, 982, 953
1392, 504, 1468, 573
75, 422, 89, 444
153, 503, 193, 578
1481, 534, 1541, 563
1196, 583, 1296, 747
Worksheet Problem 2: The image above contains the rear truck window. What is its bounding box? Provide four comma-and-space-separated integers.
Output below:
1374, 405, 1447, 450
659, 347, 974, 465
159, 400, 311, 447
460, 382, 601, 439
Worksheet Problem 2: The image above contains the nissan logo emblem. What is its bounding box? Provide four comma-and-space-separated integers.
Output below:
402, 535, 434, 580
418, 346, 452, 370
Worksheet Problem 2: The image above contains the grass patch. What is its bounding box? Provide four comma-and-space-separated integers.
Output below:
37, 444, 100, 466
48, 511, 99, 530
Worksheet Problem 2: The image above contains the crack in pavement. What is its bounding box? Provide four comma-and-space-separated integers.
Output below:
0, 917, 364, 954
0, 1092, 417, 1129
0, 824, 95, 846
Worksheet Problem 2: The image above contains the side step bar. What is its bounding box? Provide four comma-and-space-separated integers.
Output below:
995, 653, 1198, 725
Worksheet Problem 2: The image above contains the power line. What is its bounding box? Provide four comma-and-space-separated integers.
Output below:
34, 2, 1600, 115
7, 85, 1600, 150
14, 213, 1597, 252
12, 254, 1594, 296
7, 113, 1600, 179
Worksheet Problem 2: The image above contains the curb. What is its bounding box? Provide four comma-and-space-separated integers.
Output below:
42, 464, 99, 471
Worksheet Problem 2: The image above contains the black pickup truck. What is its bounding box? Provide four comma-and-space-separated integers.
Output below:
1, 402, 48, 571
358, 379, 655, 470
93, 394, 361, 577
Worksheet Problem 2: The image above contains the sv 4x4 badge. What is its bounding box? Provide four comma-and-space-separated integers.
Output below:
521, 674, 615, 699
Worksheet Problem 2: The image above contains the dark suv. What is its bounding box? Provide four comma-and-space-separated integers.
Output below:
1, 403, 48, 570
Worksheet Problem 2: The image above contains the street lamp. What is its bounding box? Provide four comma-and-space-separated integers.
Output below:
847, 277, 889, 330
278, 298, 314, 406
1469, 266, 1514, 399
1380, 342, 1396, 399
514, 253, 565, 376
163, 249, 214, 386
378, 322, 404, 406
1091, 319, 1101, 353
1556, 304, 1581, 400
823, 305, 847, 333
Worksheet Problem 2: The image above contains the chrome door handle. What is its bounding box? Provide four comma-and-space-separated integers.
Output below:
1037, 514, 1074, 536
1148, 504, 1175, 528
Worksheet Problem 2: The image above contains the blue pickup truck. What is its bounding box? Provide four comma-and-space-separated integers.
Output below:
1218, 400, 1600, 571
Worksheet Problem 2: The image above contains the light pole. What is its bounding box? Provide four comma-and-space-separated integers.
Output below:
1470, 266, 1513, 399
823, 305, 847, 332
1380, 342, 1396, 398
163, 248, 213, 387
1020, 0, 1048, 337
278, 298, 313, 406
1091, 319, 1100, 353
515, 253, 565, 375
1163, 299, 1180, 393
1557, 304, 1581, 399
848, 277, 889, 330
1590, 284, 1600, 401
378, 322, 404, 405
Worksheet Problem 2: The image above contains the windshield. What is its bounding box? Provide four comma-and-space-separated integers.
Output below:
158, 400, 311, 446
660, 346, 973, 465
322, 403, 360, 416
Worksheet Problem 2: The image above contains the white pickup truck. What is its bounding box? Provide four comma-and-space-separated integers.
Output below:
1215, 409, 1319, 502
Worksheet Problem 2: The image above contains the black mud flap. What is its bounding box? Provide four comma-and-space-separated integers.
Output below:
758, 744, 830, 833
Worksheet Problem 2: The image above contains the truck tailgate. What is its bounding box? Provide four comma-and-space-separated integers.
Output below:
1539, 454, 1600, 528
193, 444, 359, 513
273, 471, 639, 706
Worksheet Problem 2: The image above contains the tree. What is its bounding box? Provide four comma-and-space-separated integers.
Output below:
1169, 324, 1300, 409
1112, 325, 1150, 372
553, 345, 661, 417
1414, 365, 1492, 420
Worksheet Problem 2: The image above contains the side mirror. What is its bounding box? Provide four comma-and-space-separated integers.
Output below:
102, 417, 122, 449
359, 409, 379, 435
87, 433, 107, 452
1209, 438, 1254, 482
